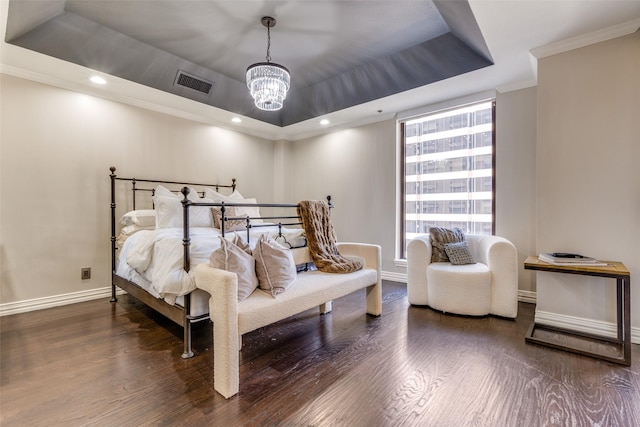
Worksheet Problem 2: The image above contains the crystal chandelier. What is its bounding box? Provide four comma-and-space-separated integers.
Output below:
246, 17, 290, 111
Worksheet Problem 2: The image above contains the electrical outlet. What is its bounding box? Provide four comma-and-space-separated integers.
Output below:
81, 267, 91, 280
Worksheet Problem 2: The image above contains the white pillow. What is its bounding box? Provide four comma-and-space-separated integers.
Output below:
120, 209, 156, 227
154, 184, 178, 198
185, 186, 203, 200
235, 198, 263, 224
154, 195, 214, 228
190, 197, 215, 227
204, 188, 244, 202
154, 184, 200, 201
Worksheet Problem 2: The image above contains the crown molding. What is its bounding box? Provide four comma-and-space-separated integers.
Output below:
531, 18, 640, 59
496, 78, 537, 94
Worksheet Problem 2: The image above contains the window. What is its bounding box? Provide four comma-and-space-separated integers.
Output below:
400, 100, 495, 258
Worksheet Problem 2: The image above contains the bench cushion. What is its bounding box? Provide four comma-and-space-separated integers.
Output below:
238, 268, 377, 335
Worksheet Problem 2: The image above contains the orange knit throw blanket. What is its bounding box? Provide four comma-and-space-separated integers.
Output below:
298, 200, 362, 274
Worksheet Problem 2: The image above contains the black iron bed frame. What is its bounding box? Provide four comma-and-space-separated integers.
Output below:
109, 167, 330, 358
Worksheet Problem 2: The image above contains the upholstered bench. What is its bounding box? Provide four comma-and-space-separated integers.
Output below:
195, 242, 382, 398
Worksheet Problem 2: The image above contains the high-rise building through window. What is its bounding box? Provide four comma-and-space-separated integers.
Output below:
401, 100, 495, 256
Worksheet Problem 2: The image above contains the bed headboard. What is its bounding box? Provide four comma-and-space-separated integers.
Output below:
109, 166, 236, 211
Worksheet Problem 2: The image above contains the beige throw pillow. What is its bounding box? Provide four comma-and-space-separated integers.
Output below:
429, 227, 466, 263
211, 206, 247, 232
230, 232, 252, 254
254, 235, 297, 297
209, 237, 258, 301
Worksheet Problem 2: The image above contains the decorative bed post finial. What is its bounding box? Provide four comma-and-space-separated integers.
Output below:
181, 186, 190, 199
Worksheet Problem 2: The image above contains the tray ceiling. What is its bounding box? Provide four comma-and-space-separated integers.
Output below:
5, 0, 493, 127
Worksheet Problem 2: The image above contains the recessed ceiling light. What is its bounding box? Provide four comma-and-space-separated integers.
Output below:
89, 76, 107, 85
320, 119, 330, 125
231, 117, 242, 123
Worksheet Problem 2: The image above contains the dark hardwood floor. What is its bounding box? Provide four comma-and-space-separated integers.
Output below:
1, 281, 639, 426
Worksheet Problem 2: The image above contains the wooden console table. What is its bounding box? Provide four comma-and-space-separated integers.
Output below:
524, 256, 631, 366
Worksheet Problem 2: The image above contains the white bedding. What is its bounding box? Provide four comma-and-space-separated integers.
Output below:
116, 225, 306, 305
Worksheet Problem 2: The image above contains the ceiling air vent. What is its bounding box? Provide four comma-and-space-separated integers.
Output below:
174, 71, 213, 94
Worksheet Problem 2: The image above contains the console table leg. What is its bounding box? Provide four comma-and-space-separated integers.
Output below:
623, 276, 631, 365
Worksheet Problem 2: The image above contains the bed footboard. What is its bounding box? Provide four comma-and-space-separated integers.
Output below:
110, 167, 236, 359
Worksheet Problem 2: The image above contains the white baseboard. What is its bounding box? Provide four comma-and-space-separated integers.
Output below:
0, 286, 125, 317
518, 290, 537, 304
536, 310, 640, 345
381, 271, 407, 283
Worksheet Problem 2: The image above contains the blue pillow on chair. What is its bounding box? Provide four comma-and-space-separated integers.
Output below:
444, 241, 476, 265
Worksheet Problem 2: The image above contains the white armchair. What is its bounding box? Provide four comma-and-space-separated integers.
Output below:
407, 234, 518, 318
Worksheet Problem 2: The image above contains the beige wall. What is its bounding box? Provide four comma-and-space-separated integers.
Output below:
0, 74, 275, 303
496, 87, 537, 294
288, 120, 399, 272
536, 32, 640, 329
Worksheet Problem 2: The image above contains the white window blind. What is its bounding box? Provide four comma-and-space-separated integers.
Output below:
401, 99, 495, 255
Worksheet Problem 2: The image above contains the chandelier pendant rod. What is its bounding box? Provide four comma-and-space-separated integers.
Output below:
266, 19, 271, 63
